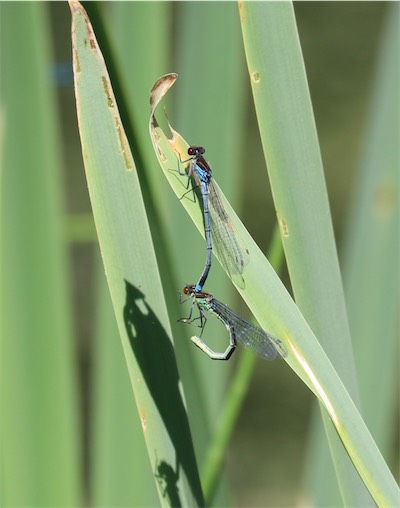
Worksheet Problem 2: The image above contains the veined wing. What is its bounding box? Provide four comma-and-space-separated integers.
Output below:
208, 181, 249, 287
211, 299, 287, 360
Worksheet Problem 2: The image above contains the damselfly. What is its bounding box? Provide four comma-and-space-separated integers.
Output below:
180, 285, 287, 361
175, 146, 249, 291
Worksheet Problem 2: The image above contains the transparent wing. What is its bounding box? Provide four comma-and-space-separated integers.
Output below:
208, 181, 249, 287
211, 299, 287, 360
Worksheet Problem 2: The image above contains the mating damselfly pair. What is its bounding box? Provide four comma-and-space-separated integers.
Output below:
176, 146, 287, 362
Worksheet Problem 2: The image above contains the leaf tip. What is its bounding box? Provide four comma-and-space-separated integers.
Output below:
149, 73, 178, 112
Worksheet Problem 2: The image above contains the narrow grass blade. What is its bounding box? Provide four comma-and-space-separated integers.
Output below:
0, 3, 81, 505
69, 2, 203, 506
238, 2, 381, 505
89, 2, 183, 507
150, 73, 400, 506
342, 2, 399, 462
305, 5, 400, 505
238, 4, 360, 389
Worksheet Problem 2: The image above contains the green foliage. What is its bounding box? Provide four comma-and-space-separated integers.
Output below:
1, 2, 398, 507
1, 2, 81, 506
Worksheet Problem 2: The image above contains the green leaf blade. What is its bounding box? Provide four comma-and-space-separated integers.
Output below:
70, 3, 203, 506
238, 2, 397, 505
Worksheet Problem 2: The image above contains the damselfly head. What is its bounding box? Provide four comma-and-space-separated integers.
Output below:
183, 285, 195, 295
188, 146, 205, 157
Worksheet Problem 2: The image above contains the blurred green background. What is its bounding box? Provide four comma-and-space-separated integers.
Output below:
1, 1, 398, 507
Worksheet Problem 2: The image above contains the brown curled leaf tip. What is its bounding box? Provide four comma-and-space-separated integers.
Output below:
149, 73, 178, 112
68, 0, 86, 15
68, 0, 79, 12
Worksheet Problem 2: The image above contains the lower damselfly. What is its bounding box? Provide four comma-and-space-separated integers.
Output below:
180, 285, 287, 361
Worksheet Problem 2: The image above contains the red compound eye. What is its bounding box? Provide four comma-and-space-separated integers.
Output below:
187, 147, 194, 156
183, 286, 189, 295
